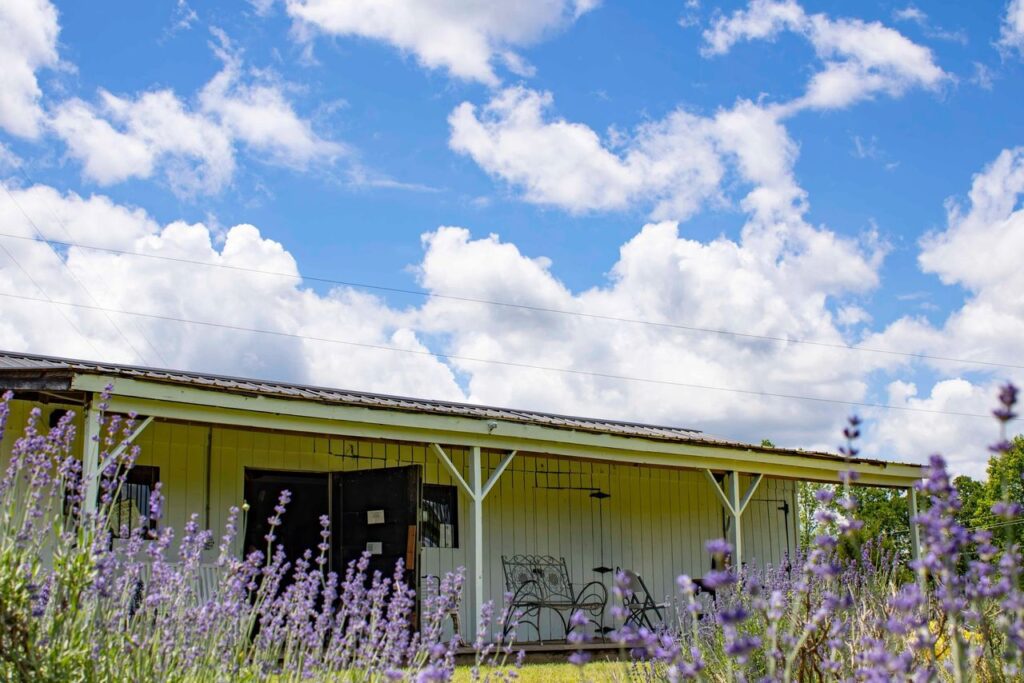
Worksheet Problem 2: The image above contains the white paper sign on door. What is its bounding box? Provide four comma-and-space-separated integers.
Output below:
367, 509, 385, 524
366, 541, 383, 555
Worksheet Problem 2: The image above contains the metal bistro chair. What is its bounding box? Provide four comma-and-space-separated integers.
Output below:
616, 568, 668, 630
501, 555, 607, 642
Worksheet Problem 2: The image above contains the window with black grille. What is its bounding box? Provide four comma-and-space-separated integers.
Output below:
110, 465, 159, 538
421, 484, 458, 548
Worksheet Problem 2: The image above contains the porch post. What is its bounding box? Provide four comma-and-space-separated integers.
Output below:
730, 472, 743, 568
908, 485, 920, 562
469, 445, 484, 635
82, 395, 102, 516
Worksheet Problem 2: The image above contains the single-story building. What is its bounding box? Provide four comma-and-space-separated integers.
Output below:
0, 351, 924, 642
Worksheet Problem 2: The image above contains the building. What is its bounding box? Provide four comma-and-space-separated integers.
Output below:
0, 351, 924, 642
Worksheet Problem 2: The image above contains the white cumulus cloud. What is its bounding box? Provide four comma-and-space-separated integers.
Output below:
49, 31, 342, 196
703, 0, 948, 111
0, 176, 894, 461
1000, 0, 1024, 56
0, 183, 462, 397
869, 379, 1001, 479
0, 0, 61, 139
448, 86, 723, 218
450, 3, 947, 220
284, 0, 598, 85
865, 148, 1024, 476
51, 91, 236, 194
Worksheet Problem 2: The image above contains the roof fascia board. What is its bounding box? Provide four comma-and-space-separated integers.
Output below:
75, 374, 924, 487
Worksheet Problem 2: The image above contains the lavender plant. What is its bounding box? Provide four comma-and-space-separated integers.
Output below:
0, 389, 518, 682
612, 383, 1024, 682
2, 382, 1022, 682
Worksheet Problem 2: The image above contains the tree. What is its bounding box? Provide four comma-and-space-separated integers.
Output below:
971, 434, 1024, 546
953, 475, 985, 530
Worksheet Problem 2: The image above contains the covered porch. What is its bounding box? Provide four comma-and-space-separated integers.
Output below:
0, 352, 925, 643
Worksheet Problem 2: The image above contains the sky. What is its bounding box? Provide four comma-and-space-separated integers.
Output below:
1, 0, 1023, 478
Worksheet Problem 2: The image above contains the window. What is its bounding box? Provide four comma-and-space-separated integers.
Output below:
422, 484, 458, 548
110, 465, 159, 539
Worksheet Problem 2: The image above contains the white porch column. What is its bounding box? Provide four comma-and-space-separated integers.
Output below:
469, 446, 484, 635
730, 471, 742, 568
908, 485, 920, 562
82, 395, 102, 516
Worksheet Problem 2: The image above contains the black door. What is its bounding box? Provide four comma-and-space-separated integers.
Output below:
331, 465, 421, 594
243, 469, 330, 564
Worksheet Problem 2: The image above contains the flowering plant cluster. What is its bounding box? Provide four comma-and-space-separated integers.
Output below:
2, 383, 1022, 682
0, 390, 518, 682
608, 383, 1024, 682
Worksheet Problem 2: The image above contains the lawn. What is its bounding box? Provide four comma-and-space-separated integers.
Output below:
453, 662, 632, 682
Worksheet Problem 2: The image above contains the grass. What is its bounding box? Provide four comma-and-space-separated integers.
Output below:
453, 661, 632, 682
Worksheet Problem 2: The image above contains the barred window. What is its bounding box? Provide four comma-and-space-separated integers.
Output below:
422, 484, 458, 548
110, 465, 159, 538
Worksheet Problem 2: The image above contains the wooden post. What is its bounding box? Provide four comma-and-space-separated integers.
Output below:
82, 395, 101, 516
908, 485, 920, 562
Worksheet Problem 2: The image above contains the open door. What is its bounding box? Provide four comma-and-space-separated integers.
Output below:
243, 469, 330, 569
332, 465, 421, 598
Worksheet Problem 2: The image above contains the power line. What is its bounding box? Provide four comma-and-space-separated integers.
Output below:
0, 244, 102, 358
0, 230, 1018, 372
10, 175, 169, 367
1, 186, 165, 366
0, 289, 1015, 422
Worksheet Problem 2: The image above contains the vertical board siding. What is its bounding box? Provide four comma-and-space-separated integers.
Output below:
0, 399, 801, 641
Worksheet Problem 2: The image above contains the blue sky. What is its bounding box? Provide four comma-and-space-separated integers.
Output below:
1, 0, 1023, 476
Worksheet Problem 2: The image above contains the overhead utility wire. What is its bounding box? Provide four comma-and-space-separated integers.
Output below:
0, 245, 102, 358
0, 290, 1014, 422
11, 173, 169, 367
1, 186, 164, 366
0, 230, 1018, 371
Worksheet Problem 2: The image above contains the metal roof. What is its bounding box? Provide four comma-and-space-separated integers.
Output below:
0, 350, 911, 468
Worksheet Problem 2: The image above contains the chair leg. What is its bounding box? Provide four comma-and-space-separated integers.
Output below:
450, 610, 461, 639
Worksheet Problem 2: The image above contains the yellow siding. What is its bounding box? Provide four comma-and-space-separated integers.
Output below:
0, 399, 798, 641
0, 399, 86, 470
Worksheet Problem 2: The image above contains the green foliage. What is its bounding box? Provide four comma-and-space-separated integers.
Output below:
961, 434, 1024, 546
952, 475, 985, 529
796, 482, 912, 560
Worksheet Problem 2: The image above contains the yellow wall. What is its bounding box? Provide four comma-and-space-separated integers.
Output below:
1, 399, 798, 640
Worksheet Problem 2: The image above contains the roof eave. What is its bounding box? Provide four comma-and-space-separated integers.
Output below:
68, 371, 925, 488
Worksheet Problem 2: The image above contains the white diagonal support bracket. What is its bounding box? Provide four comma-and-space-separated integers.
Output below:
704, 469, 735, 514
429, 443, 473, 498
108, 415, 155, 462
87, 414, 155, 498
738, 473, 764, 516
481, 451, 516, 500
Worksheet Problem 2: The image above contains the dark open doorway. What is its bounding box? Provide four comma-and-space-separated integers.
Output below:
242, 465, 423, 603
243, 469, 329, 565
